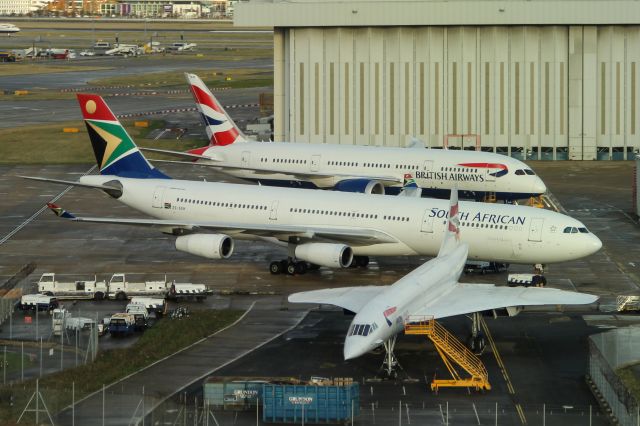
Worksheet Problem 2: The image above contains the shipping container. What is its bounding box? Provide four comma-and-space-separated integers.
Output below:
262, 383, 359, 424
204, 377, 269, 410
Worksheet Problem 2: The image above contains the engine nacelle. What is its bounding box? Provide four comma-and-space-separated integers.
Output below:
334, 179, 385, 195
295, 243, 353, 268
175, 234, 234, 259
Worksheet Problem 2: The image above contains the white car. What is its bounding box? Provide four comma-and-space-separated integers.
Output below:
79, 50, 95, 56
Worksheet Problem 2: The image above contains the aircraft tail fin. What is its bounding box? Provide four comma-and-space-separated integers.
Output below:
185, 72, 248, 146
438, 187, 461, 257
398, 173, 422, 197
77, 94, 169, 179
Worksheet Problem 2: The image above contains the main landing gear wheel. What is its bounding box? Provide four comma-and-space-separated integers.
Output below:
270, 259, 308, 275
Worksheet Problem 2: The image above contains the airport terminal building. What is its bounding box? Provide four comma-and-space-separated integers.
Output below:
236, 0, 640, 160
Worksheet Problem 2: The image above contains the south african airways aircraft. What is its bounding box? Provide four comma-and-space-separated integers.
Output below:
142, 73, 546, 201
289, 189, 597, 374
23, 94, 600, 275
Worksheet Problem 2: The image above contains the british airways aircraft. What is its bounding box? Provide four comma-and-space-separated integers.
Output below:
24, 94, 600, 275
142, 73, 546, 201
289, 189, 598, 375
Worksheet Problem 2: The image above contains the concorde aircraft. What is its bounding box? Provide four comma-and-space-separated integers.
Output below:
141, 73, 546, 201
24, 94, 600, 275
288, 189, 598, 375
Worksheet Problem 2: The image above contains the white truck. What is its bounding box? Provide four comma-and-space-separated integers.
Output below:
20, 294, 59, 312
38, 273, 108, 300
52, 308, 95, 335
108, 273, 169, 300
125, 302, 149, 330
507, 274, 547, 287
168, 42, 197, 52
130, 297, 166, 317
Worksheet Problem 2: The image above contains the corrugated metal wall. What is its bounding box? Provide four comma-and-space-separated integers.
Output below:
276, 25, 640, 160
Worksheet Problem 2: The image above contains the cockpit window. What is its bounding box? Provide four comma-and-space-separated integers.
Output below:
578, 227, 589, 233
563, 227, 579, 233
515, 169, 525, 176
524, 169, 536, 175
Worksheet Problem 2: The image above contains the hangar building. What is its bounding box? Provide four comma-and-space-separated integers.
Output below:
236, 0, 640, 160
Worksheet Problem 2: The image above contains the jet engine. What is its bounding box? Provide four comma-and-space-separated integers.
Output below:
175, 234, 234, 259
334, 179, 385, 195
295, 243, 353, 268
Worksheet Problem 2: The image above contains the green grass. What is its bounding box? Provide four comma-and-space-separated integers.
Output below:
616, 365, 640, 403
0, 63, 112, 77
0, 120, 205, 164
88, 67, 272, 89
0, 309, 242, 425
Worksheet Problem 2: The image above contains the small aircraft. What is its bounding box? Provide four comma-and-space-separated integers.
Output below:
289, 188, 598, 374
23, 94, 600, 275
0, 23, 20, 34
141, 73, 547, 201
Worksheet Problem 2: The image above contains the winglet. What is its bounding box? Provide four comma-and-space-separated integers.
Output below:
47, 203, 76, 219
437, 187, 461, 256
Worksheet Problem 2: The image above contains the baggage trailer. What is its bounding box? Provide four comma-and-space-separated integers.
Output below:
19, 294, 58, 312
166, 282, 213, 302
38, 273, 108, 300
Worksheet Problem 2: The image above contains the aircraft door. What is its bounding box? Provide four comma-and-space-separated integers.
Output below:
269, 201, 279, 220
241, 151, 251, 168
420, 210, 434, 233
423, 160, 433, 172
152, 186, 166, 208
310, 155, 321, 172
485, 167, 496, 182
528, 218, 544, 242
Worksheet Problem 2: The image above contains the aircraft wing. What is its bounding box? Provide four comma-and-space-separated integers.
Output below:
46, 204, 398, 246
288, 286, 388, 313
414, 283, 598, 319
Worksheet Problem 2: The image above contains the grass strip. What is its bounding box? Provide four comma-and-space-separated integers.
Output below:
0, 308, 242, 424
616, 366, 640, 404
0, 64, 113, 77
0, 120, 205, 164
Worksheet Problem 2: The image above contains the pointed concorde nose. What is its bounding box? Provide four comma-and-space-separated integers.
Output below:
343, 338, 362, 361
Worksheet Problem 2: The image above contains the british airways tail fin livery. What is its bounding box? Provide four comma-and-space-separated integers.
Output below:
22, 94, 600, 276
142, 73, 546, 201
289, 189, 598, 374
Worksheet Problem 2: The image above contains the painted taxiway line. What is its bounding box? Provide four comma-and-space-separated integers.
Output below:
0, 165, 97, 246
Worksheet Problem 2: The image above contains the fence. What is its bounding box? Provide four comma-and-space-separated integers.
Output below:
589, 326, 640, 425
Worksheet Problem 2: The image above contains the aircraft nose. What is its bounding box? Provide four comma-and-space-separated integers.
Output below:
532, 177, 547, 195
343, 338, 364, 361
585, 234, 603, 256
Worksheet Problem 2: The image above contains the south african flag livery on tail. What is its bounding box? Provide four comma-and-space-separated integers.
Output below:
77, 94, 169, 179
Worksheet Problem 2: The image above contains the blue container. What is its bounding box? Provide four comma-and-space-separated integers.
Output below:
262, 383, 359, 424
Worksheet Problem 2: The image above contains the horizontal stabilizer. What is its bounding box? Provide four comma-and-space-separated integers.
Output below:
139, 147, 221, 162
47, 203, 76, 219
20, 176, 123, 197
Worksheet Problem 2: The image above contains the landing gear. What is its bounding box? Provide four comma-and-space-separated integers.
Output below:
270, 259, 308, 275
468, 312, 486, 355
379, 336, 403, 378
352, 256, 370, 268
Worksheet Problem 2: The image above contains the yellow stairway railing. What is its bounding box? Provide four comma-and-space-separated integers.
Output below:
404, 316, 491, 392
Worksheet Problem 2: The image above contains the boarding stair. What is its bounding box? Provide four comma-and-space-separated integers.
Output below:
404, 316, 491, 392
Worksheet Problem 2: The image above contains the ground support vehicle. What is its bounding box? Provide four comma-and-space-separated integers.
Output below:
38, 273, 108, 300
108, 313, 135, 336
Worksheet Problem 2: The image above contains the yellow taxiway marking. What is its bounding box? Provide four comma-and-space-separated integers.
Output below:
481, 316, 528, 425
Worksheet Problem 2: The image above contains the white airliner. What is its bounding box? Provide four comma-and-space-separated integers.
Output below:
289, 189, 598, 374
142, 73, 546, 201
0, 23, 20, 34
25, 94, 601, 275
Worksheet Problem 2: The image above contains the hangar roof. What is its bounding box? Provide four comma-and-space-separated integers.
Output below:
235, 0, 640, 27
